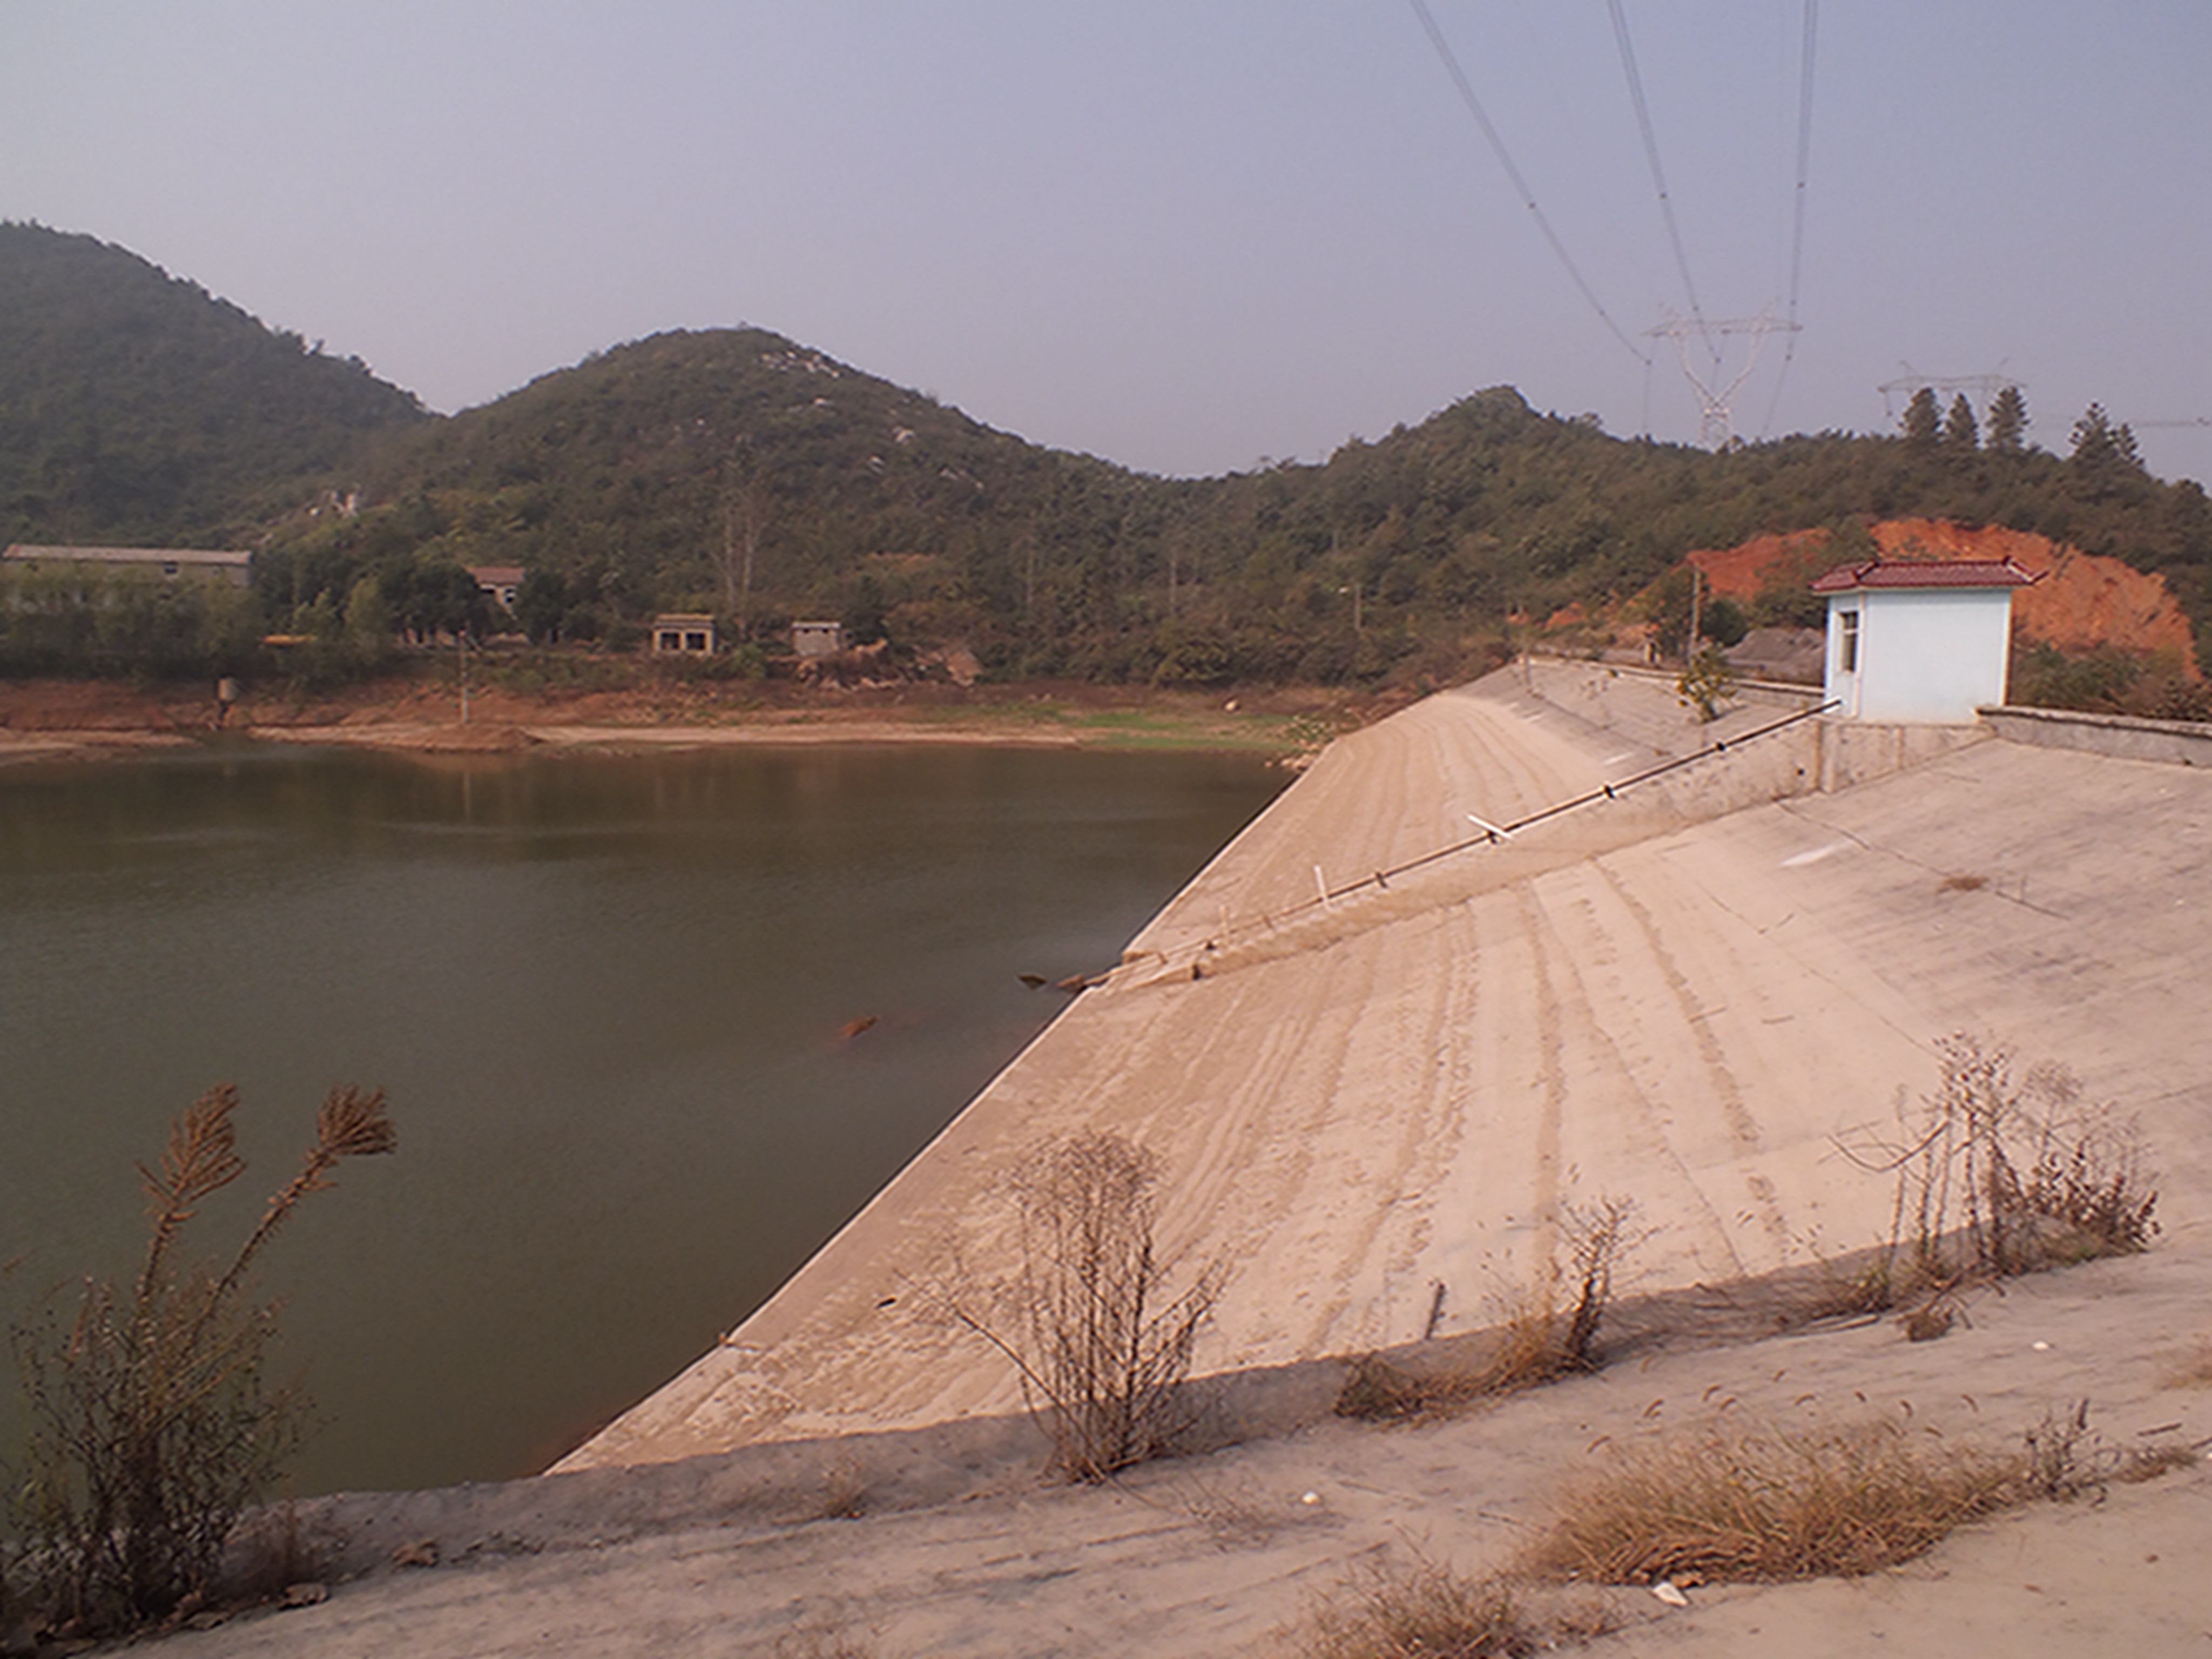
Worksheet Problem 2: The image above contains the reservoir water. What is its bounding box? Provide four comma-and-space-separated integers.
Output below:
0, 738, 1285, 1494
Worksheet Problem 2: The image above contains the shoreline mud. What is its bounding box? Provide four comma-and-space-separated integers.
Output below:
1, 673, 1405, 766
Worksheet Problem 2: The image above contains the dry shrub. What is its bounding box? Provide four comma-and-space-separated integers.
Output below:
1290, 1553, 1535, 1659
812, 1456, 869, 1522
952, 1132, 1220, 1482
1337, 1197, 1636, 1422
1843, 1035, 2157, 1312
2017, 1399, 2199, 1498
7, 1084, 394, 1634
1334, 1353, 1444, 1422
1524, 1414, 2020, 1586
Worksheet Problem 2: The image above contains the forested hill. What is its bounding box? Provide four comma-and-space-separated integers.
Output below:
306, 334, 2207, 683
0, 223, 428, 546
308, 325, 1166, 672
3, 224, 2207, 686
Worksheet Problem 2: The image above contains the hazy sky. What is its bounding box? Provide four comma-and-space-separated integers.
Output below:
9, 2, 2209, 482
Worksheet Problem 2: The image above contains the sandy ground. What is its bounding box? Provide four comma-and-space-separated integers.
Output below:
161, 1246, 2212, 1657
67, 662, 2212, 1655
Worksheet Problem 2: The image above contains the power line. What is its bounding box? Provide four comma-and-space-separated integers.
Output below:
1761, 0, 1820, 435
1606, 0, 1714, 369
1407, 0, 1651, 368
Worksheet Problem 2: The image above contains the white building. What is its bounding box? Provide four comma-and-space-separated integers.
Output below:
1812, 556, 2039, 723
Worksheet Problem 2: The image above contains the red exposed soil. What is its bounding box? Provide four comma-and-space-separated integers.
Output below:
1688, 519, 2201, 676
1684, 529, 1832, 605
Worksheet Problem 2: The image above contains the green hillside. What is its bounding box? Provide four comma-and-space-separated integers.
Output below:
279, 338, 2205, 685
0, 222, 428, 545
3, 225, 2206, 691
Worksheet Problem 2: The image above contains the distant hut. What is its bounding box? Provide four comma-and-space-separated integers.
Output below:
468, 564, 525, 611
792, 620, 846, 659
651, 613, 718, 655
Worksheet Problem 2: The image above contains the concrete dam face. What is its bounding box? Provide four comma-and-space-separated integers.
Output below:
563, 662, 2212, 1472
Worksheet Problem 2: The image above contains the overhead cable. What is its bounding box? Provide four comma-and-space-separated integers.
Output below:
1408, 0, 1651, 367
1762, 0, 1820, 435
1606, 0, 1716, 370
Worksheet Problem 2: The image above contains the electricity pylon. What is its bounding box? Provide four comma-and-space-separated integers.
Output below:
1648, 311, 1801, 449
1876, 366, 2022, 423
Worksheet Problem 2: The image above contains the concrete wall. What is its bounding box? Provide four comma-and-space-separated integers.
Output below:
1518, 657, 1985, 801
1815, 718, 1990, 791
1982, 703, 2212, 767
1825, 588, 2014, 723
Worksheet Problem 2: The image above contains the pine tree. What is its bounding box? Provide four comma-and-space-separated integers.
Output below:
1903, 387, 1941, 446
1942, 394, 1979, 451
2069, 402, 2147, 502
1986, 386, 2028, 453
2069, 402, 2141, 470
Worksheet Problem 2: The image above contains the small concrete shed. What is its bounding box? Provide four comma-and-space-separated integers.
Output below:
791, 621, 846, 659
650, 613, 718, 654
1812, 556, 2040, 723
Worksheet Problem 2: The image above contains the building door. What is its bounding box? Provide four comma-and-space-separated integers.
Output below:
1827, 602, 1862, 717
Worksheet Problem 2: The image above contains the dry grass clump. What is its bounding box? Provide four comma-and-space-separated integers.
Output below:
1523, 1415, 2021, 1586
1338, 1198, 1636, 1422
1526, 1399, 2194, 1589
1289, 1554, 1537, 1659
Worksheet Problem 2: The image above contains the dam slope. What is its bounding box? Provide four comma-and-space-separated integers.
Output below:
562, 664, 2212, 1471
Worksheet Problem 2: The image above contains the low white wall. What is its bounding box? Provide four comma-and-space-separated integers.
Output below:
1981, 704, 2212, 767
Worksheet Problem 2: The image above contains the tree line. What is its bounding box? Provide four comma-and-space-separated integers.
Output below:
3, 221, 2205, 691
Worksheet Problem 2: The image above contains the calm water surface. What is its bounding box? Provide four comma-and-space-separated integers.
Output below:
0, 739, 1284, 1493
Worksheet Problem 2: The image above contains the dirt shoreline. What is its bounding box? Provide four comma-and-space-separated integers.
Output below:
0, 673, 1405, 765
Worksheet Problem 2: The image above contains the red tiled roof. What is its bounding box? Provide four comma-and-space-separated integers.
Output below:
1810, 557, 2041, 594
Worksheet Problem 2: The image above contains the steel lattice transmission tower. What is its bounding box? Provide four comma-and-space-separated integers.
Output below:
1647, 311, 1802, 449
1875, 366, 2023, 424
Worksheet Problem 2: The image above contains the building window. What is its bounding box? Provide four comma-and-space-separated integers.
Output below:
1839, 609, 1859, 673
